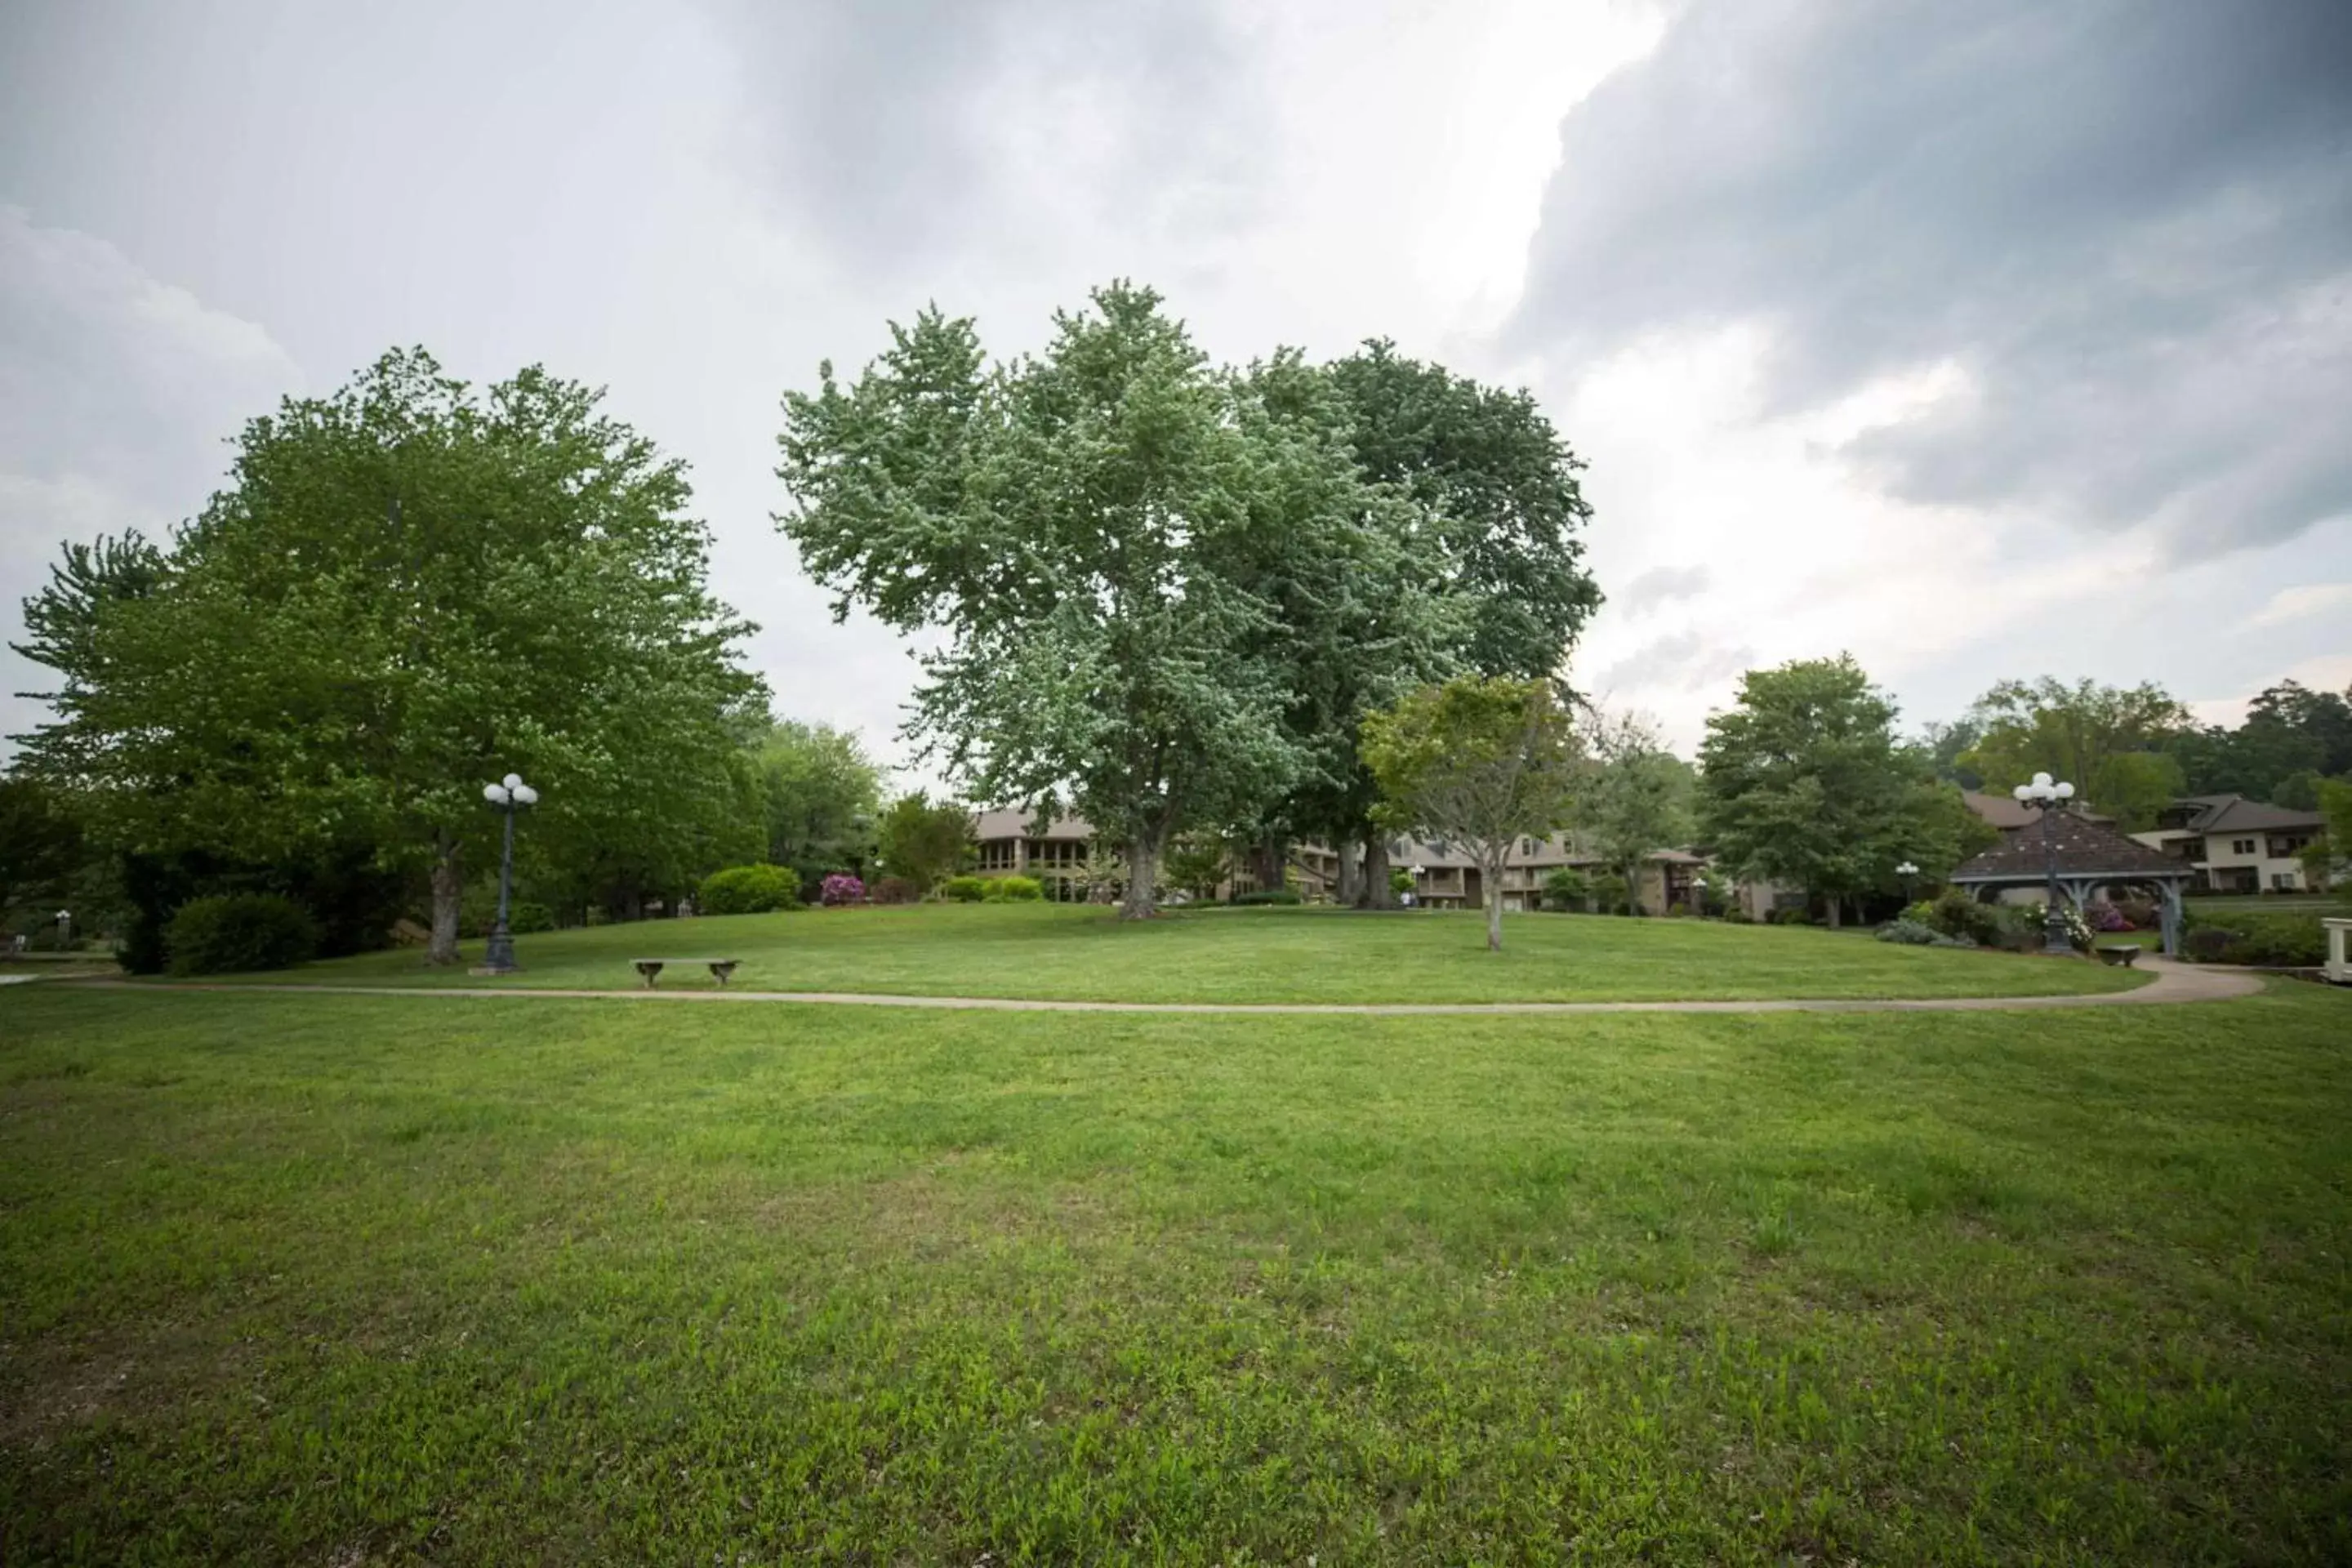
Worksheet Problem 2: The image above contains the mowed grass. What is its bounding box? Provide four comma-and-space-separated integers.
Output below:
210, 902, 2143, 1002
3, 981, 2348, 1563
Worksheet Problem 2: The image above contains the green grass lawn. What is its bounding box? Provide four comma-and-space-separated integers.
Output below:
3, 976, 2346, 1563
203, 903, 2145, 1003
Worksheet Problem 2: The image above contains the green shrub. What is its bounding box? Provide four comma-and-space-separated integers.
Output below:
1921, 887, 2003, 947
869, 875, 920, 905
2181, 911, 2324, 966
1230, 888, 1303, 906
698, 864, 801, 915
165, 893, 318, 975
1769, 906, 1812, 926
1540, 867, 1589, 911
458, 887, 555, 938
982, 875, 1044, 902
1875, 916, 1972, 947
1591, 872, 1630, 915
941, 875, 988, 903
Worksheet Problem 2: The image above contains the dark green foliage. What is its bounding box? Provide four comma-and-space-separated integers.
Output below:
982, 875, 1043, 902
874, 791, 974, 893
1540, 866, 1589, 911
941, 875, 988, 903
1229, 888, 1304, 906
163, 893, 318, 974
697, 864, 801, 915
1922, 887, 2005, 947
1875, 917, 1971, 947
2180, 912, 2326, 967
869, 876, 920, 905
457, 889, 555, 938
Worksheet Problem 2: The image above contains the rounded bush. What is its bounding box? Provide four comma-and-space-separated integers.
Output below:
941, 875, 988, 903
459, 889, 556, 938
982, 875, 1044, 902
820, 873, 866, 906
1229, 888, 1303, 906
870, 875, 920, 906
699, 864, 801, 915
1874, 916, 1972, 947
165, 893, 318, 975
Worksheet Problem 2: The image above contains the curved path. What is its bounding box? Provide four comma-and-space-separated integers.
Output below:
82, 957, 2264, 1014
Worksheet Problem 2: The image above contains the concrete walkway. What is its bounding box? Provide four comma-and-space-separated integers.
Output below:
80, 957, 2264, 1014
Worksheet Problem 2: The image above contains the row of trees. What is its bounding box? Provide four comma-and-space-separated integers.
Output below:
1926, 675, 2352, 830
7, 352, 776, 965
777, 283, 1603, 919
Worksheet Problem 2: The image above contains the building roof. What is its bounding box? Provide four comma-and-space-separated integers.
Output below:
2157, 794, 2326, 834
972, 807, 1094, 842
1949, 810, 2188, 883
1962, 790, 2113, 830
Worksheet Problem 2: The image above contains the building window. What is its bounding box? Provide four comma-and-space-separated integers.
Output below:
2232, 838, 2256, 855
2271, 873, 2296, 890
978, 840, 1018, 871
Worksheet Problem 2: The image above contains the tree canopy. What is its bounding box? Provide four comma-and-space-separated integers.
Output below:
1361, 675, 1581, 951
1576, 709, 1695, 915
780, 284, 1397, 917
746, 719, 885, 889
873, 791, 973, 894
1700, 656, 1980, 925
11, 349, 760, 961
1957, 677, 2191, 831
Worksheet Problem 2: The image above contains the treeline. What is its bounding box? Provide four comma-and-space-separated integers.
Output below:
1924, 675, 2352, 829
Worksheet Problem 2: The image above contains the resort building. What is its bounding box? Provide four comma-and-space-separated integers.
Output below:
2130, 795, 2329, 893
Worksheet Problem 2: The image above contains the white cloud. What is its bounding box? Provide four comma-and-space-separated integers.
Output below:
2249, 582, 2352, 630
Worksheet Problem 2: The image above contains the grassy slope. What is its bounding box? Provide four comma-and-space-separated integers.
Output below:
2, 982, 2346, 1564
207, 903, 2142, 1002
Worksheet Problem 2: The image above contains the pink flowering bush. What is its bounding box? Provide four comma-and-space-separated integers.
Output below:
819, 873, 865, 906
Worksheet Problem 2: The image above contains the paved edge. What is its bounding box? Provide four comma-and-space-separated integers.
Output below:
68, 958, 2263, 1014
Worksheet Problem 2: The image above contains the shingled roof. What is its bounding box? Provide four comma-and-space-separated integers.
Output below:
1950, 810, 2187, 882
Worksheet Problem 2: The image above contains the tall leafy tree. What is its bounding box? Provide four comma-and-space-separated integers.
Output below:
1958, 677, 2191, 830
1700, 656, 1972, 926
746, 719, 885, 886
1577, 709, 1695, 915
780, 283, 1372, 917
12, 350, 760, 963
873, 790, 973, 893
1319, 341, 1603, 902
1361, 675, 1581, 951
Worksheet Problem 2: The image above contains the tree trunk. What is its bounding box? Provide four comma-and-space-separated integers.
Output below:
1624, 861, 1644, 916
1824, 893, 1842, 929
427, 835, 462, 965
1121, 831, 1161, 920
1485, 858, 1506, 951
1361, 826, 1392, 910
1335, 839, 1361, 907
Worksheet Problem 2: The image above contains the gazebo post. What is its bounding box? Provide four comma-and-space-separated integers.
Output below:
2159, 878, 2184, 958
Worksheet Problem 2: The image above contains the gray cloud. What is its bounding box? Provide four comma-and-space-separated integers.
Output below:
1511, 0, 2352, 554
704, 0, 1271, 277
1615, 564, 1712, 614
1592, 629, 1755, 697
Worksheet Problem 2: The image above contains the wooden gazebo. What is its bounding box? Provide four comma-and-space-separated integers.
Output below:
1948, 811, 2196, 956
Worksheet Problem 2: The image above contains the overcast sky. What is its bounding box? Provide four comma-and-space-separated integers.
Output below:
4, 0, 2347, 778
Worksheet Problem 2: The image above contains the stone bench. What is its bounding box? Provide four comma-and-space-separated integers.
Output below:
2096, 944, 2141, 968
631, 959, 740, 989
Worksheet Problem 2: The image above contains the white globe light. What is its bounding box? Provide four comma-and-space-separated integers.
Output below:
2055, 782, 2074, 800
2032, 771, 2053, 789
2012, 783, 2032, 801
513, 784, 539, 805
502, 773, 523, 791
484, 783, 510, 804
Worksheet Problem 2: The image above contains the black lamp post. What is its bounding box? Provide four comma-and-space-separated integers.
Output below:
479, 773, 538, 974
1896, 860, 1919, 906
2011, 772, 2076, 956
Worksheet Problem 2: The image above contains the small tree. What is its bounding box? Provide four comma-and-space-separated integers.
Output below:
874, 791, 973, 895
1163, 834, 1233, 902
1577, 708, 1694, 915
1361, 675, 1580, 951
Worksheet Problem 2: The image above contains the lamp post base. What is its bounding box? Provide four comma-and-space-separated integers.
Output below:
477, 924, 519, 975
2042, 911, 2074, 956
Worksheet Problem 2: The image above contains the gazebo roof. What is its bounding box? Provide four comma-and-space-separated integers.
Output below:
1949, 811, 2187, 883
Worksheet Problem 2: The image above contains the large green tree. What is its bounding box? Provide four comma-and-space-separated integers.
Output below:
780, 284, 1383, 918
1700, 657, 1975, 926
1958, 677, 2191, 831
13, 350, 760, 963
1361, 675, 1581, 951
1315, 342, 1603, 902
1576, 709, 1695, 915
746, 719, 885, 887
872, 790, 973, 894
